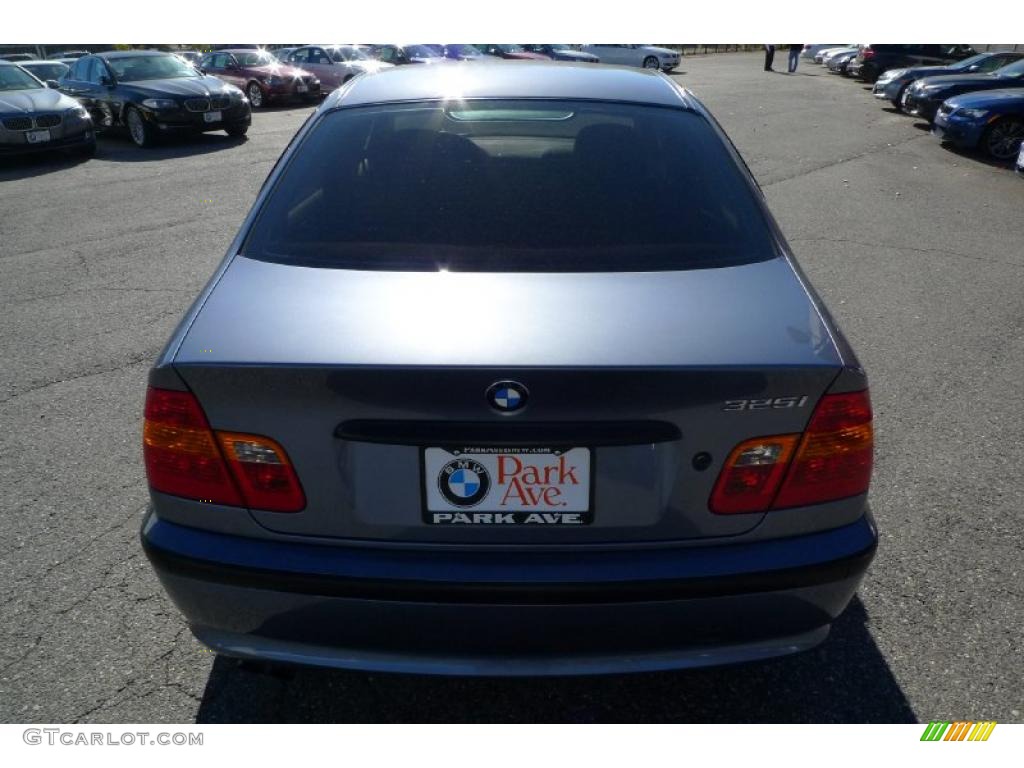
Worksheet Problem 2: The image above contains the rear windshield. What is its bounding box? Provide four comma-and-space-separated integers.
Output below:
242, 100, 776, 272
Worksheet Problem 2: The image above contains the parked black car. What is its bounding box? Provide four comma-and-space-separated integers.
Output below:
58, 50, 251, 148
848, 44, 976, 83
903, 58, 1024, 123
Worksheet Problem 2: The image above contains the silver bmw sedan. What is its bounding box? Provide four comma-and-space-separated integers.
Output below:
142, 62, 876, 675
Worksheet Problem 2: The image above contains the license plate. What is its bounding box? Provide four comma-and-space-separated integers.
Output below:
203, 111, 222, 123
297, 84, 308, 93
423, 447, 592, 525
25, 129, 51, 144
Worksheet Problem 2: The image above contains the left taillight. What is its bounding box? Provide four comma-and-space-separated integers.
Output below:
143, 387, 305, 512
710, 389, 874, 514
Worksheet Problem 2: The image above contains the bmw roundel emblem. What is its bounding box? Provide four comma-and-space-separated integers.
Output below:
486, 381, 529, 413
438, 459, 491, 507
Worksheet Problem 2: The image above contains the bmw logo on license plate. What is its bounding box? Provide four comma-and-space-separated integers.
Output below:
438, 459, 491, 507
486, 381, 529, 413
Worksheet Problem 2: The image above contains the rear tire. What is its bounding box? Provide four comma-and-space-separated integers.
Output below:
125, 107, 156, 148
642, 56, 660, 70
981, 117, 1024, 161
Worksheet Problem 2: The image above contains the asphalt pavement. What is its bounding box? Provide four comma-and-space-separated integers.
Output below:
1, 52, 1021, 723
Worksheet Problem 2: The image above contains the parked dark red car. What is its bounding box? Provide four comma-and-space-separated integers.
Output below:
200, 49, 320, 108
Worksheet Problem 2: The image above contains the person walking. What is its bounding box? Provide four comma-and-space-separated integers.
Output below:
764, 44, 775, 71
788, 44, 803, 73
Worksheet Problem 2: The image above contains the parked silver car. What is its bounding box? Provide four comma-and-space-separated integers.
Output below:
0, 61, 95, 157
141, 63, 876, 676
284, 45, 392, 91
580, 44, 680, 71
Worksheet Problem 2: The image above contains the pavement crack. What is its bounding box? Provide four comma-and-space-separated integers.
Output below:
788, 236, 1022, 269
0, 355, 154, 405
0, 634, 43, 677
761, 132, 930, 187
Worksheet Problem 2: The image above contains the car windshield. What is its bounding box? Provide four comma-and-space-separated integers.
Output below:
0, 65, 44, 91
22, 63, 68, 82
107, 54, 199, 82
243, 100, 776, 272
236, 52, 277, 66
329, 46, 368, 62
994, 59, 1024, 77
953, 53, 991, 69
497, 44, 525, 53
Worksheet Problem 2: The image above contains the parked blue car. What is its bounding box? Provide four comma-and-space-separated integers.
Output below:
932, 88, 1024, 160
442, 44, 487, 61
873, 50, 1024, 109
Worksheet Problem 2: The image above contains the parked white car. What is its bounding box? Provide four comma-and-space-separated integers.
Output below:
580, 44, 680, 71
815, 46, 857, 64
802, 44, 845, 60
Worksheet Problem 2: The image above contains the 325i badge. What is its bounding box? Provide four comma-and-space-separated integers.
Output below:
424, 447, 592, 524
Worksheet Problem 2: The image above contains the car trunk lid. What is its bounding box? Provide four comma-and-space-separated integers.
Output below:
172, 256, 843, 543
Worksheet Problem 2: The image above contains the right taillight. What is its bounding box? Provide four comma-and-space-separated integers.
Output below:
143, 386, 305, 512
772, 390, 873, 509
710, 389, 873, 514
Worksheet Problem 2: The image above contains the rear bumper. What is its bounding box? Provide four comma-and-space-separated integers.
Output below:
142, 512, 877, 675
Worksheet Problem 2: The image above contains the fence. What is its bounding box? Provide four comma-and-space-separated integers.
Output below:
663, 44, 764, 55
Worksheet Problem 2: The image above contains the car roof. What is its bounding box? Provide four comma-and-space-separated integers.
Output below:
19, 60, 67, 65
328, 61, 692, 109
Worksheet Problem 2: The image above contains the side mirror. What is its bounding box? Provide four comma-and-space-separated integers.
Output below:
199, 67, 207, 75
100, 75, 114, 87
45, 79, 60, 89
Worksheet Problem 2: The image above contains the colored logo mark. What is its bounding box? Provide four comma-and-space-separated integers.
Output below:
438, 458, 491, 508
486, 381, 529, 413
920, 721, 997, 742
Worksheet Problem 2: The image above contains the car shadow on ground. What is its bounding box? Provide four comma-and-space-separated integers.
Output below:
940, 142, 1017, 170
194, 597, 915, 723
252, 102, 320, 114
0, 150, 93, 181
93, 131, 248, 163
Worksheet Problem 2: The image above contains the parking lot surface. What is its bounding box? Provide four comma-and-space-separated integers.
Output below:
1, 52, 1022, 723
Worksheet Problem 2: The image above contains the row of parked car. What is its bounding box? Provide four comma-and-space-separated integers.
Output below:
805, 44, 1024, 168
0, 44, 683, 155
